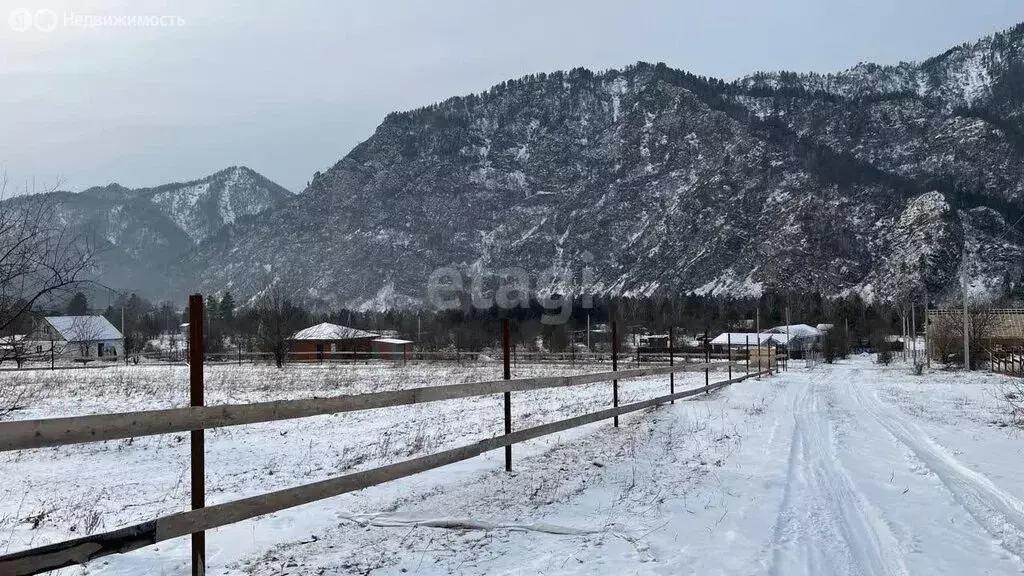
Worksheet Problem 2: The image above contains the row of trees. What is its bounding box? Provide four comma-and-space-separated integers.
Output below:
173, 288, 920, 360
36, 282, 1018, 373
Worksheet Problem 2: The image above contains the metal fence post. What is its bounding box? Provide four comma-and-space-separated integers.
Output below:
727, 333, 732, 380
612, 320, 619, 428
704, 332, 710, 393
502, 319, 512, 471
757, 335, 762, 376
187, 294, 206, 576
669, 327, 675, 404
745, 335, 749, 376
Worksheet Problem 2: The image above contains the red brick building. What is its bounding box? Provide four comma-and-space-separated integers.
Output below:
289, 322, 378, 362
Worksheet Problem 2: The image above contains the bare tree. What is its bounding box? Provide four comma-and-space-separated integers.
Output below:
254, 285, 304, 368
930, 306, 997, 370
0, 334, 29, 368
65, 316, 110, 363
0, 176, 95, 334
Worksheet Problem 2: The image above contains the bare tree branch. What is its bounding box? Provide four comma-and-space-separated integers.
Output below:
0, 175, 96, 334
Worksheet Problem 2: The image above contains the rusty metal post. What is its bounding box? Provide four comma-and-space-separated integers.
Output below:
502, 319, 512, 471
669, 327, 675, 404
187, 294, 206, 576
612, 320, 619, 427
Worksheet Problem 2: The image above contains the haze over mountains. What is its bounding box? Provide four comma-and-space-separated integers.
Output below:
18, 23, 1024, 308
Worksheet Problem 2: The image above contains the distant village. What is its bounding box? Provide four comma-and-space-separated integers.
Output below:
2, 288, 1019, 369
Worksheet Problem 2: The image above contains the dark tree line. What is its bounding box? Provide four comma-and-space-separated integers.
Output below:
188, 289, 929, 358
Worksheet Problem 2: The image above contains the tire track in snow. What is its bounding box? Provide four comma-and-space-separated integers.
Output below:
851, 378, 1024, 562
771, 380, 909, 576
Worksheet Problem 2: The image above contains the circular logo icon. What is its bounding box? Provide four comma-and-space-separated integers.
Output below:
33, 8, 57, 32
8, 8, 32, 32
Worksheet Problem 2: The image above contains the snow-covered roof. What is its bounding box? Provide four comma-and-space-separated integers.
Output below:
372, 338, 413, 345
764, 324, 822, 338
816, 324, 834, 332
0, 334, 25, 349
291, 322, 378, 341
45, 316, 123, 342
710, 333, 783, 346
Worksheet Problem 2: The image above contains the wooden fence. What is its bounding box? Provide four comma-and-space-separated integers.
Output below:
0, 297, 784, 575
145, 348, 752, 367
991, 348, 1024, 377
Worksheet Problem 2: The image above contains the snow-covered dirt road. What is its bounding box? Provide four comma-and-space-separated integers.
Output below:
6, 357, 1024, 575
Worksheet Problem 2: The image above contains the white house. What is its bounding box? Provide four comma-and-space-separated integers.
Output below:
709, 332, 787, 348
31, 316, 124, 360
764, 324, 822, 358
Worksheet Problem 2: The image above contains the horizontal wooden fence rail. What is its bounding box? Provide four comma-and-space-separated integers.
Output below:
144, 350, 742, 363
0, 368, 769, 576
0, 362, 743, 453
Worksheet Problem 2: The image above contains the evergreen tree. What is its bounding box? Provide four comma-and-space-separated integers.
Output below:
67, 292, 88, 315
206, 294, 225, 355
220, 292, 235, 327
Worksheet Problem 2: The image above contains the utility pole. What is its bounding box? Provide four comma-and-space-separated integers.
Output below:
963, 249, 970, 370
785, 306, 790, 368
122, 302, 126, 365
903, 313, 908, 362
844, 317, 849, 357
911, 302, 917, 363
924, 286, 931, 369
586, 314, 591, 350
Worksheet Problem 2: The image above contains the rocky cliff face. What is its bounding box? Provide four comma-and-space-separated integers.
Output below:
66, 26, 1024, 307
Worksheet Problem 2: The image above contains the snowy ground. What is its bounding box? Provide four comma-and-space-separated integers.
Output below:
0, 360, 720, 575
4, 356, 1024, 575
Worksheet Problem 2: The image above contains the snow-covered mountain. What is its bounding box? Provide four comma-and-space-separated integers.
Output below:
81, 166, 293, 243
181, 24, 1024, 308
2, 167, 291, 299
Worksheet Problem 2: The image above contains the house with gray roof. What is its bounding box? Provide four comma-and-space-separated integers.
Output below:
34, 316, 124, 360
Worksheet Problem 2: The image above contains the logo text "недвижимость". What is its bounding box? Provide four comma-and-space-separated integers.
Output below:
9, 8, 185, 33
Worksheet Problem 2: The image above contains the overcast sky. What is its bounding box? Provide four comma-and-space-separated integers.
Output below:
2, 0, 1023, 194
